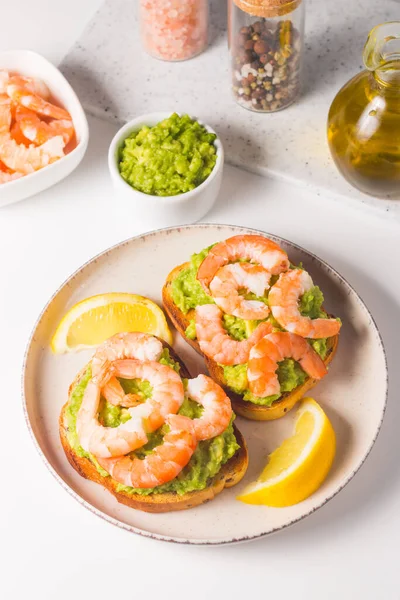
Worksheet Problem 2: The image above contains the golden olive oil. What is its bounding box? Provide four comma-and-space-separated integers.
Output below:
327, 23, 400, 199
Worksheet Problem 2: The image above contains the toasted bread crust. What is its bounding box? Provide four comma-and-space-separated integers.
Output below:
163, 263, 340, 421
59, 339, 248, 513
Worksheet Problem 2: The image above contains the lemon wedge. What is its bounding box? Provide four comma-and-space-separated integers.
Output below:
51, 293, 173, 353
237, 398, 336, 507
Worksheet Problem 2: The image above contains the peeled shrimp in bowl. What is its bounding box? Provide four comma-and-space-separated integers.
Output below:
0, 70, 75, 180
0, 50, 88, 207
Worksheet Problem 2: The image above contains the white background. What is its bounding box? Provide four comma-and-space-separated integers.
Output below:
1, 2, 399, 599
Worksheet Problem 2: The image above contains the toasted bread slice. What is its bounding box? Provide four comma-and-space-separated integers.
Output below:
59, 340, 248, 513
163, 263, 339, 421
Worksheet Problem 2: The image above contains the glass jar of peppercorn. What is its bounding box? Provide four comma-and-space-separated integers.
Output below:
229, 0, 304, 112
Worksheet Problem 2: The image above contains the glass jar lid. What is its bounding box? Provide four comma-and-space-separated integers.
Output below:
233, 0, 302, 18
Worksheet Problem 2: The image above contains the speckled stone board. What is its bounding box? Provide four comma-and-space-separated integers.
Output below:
61, 0, 400, 218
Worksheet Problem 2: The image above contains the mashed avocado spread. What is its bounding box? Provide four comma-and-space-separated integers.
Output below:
119, 113, 217, 196
171, 245, 332, 406
65, 348, 239, 495
171, 245, 215, 313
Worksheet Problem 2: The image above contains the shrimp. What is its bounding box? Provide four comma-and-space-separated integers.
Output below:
1, 97, 31, 145
76, 358, 184, 458
0, 98, 23, 181
14, 105, 73, 146
197, 235, 290, 292
0, 71, 9, 94
0, 170, 23, 184
91, 332, 164, 408
247, 331, 328, 397
268, 269, 341, 339
195, 304, 272, 365
8, 75, 50, 99
98, 375, 142, 409
6, 83, 71, 121
0, 95, 11, 134
209, 262, 271, 320
186, 374, 232, 440
10, 121, 32, 146
97, 414, 197, 488
111, 359, 184, 432
76, 364, 148, 458
92, 332, 164, 370
0, 72, 48, 97
0, 134, 64, 174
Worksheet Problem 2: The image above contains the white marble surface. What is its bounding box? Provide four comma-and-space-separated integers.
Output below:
61, 0, 400, 218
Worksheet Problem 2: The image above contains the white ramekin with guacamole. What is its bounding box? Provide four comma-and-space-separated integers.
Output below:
108, 112, 224, 228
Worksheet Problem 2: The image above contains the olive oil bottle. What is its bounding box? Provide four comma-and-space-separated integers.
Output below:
328, 22, 400, 199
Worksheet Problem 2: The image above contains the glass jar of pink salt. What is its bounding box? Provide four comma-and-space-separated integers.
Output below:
140, 0, 209, 62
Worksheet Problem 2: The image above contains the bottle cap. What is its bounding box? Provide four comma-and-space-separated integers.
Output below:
233, 0, 301, 18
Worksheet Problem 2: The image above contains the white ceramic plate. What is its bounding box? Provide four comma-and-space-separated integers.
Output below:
22, 224, 388, 545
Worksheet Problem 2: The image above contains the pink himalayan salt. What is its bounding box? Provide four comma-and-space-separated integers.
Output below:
140, 0, 208, 61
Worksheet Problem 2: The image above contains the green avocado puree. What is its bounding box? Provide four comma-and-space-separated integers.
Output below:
222, 359, 308, 406
171, 245, 333, 407
171, 245, 215, 314
119, 113, 217, 196
65, 348, 239, 496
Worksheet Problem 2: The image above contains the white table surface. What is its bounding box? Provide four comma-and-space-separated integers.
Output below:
1, 3, 399, 599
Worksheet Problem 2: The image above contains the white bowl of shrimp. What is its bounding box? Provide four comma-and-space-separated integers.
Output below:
108, 112, 224, 228
0, 50, 89, 207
